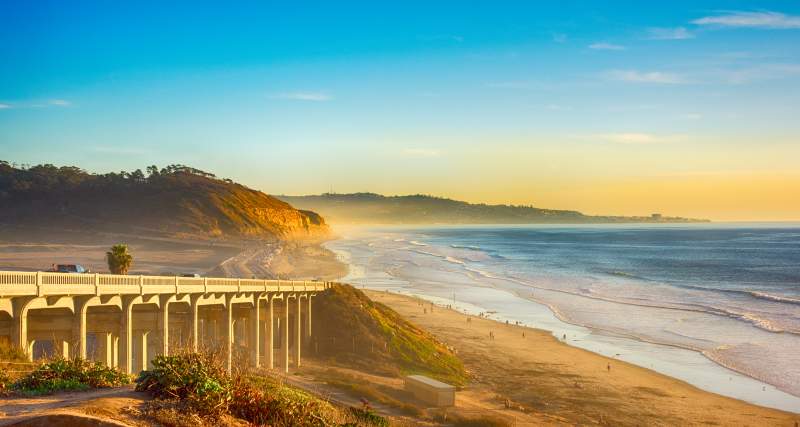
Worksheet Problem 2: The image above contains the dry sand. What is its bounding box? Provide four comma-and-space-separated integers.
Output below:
365, 290, 800, 426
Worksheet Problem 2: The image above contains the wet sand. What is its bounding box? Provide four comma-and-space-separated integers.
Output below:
365, 290, 800, 426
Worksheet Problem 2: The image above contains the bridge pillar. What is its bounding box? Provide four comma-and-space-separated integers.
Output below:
283, 295, 290, 373
190, 295, 201, 352
295, 295, 302, 368
251, 296, 261, 367
306, 295, 312, 341
101, 332, 114, 367
139, 330, 149, 372
224, 294, 234, 373
120, 297, 136, 374
11, 297, 34, 360
55, 339, 70, 359
112, 335, 119, 368
159, 296, 170, 357
267, 295, 274, 369
72, 297, 93, 360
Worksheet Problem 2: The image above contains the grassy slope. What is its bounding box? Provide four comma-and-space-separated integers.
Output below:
312, 284, 467, 386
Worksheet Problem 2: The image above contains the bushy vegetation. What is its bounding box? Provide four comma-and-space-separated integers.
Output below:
136, 351, 389, 426
0, 369, 12, 396
313, 284, 468, 386
10, 357, 130, 396
136, 352, 232, 417
0, 344, 29, 363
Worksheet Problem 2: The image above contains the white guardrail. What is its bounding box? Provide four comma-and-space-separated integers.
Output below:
0, 271, 330, 298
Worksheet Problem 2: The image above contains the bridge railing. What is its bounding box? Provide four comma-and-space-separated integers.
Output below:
0, 270, 330, 298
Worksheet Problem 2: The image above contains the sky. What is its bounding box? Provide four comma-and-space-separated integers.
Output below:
1, 1, 799, 221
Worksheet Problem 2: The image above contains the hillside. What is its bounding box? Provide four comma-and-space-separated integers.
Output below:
312, 284, 467, 386
278, 193, 707, 224
0, 162, 330, 241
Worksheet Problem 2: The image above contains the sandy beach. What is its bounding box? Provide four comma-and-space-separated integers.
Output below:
365, 290, 800, 426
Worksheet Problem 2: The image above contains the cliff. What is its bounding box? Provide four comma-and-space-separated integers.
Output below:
278, 193, 708, 224
0, 162, 330, 241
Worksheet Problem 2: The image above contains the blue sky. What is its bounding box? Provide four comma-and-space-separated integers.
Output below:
1, 1, 800, 219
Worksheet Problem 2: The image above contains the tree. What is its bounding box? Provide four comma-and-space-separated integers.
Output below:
146, 165, 160, 178
106, 244, 133, 274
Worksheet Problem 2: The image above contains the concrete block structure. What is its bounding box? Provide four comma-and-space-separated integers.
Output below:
404, 375, 456, 407
0, 271, 328, 374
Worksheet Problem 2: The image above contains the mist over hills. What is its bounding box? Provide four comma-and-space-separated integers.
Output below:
277, 193, 707, 224
0, 162, 330, 241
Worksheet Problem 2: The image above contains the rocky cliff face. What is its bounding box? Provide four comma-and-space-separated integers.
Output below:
0, 163, 330, 241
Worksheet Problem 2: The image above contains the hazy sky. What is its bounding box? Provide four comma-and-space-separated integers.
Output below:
1, 1, 799, 220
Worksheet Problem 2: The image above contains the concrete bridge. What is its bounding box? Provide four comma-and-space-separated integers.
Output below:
0, 271, 329, 374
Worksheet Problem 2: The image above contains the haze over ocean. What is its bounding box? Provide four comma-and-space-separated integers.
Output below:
329, 223, 800, 411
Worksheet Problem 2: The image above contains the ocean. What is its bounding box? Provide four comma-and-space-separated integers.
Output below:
326, 223, 800, 412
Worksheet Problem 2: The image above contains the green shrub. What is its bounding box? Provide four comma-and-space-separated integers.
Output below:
12, 357, 129, 395
135, 352, 232, 417
233, 376, 341, 427
348, 406, 390, 427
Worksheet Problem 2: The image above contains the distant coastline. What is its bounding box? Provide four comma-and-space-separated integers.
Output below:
278, 192, 709, 224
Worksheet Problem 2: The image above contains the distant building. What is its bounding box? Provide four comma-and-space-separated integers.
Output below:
651, 213, 662, 220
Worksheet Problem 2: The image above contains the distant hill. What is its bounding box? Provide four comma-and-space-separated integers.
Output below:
277, 193, 708, 224
0, 162, 330, 241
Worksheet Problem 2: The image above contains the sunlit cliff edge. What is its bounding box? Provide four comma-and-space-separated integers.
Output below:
0, 162, 330, 242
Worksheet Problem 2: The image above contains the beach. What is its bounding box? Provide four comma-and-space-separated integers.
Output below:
327, 224, 800, 412
365, 289, 800, 426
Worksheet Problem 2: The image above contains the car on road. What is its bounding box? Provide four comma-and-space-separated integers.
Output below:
54, 264, 88, 273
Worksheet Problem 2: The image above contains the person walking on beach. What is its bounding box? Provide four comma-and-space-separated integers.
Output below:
607, 363, 611, 373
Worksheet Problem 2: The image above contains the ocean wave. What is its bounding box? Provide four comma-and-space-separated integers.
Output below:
444, 256, 466, 265
492, 272, 800, 336
409, 240, 428, 246
451, 244, 482, 251
464, 266, 500, 280
749, 291, 800, 306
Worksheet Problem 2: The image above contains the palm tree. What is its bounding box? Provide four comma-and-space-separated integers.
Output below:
106, 244, 133, 274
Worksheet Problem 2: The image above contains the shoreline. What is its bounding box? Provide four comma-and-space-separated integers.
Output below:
324, 229, 800, 413
364, 289, 800, 425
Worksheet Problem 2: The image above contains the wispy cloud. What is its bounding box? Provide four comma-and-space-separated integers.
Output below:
545, 104, 571, 111
401, 148, 441, 158
683, 113, 703, 120
552, 33, 567, 43
0, 99, 73, 109
647, 27, 694, 40
592, 133, 685, 144
723, 63, 800, 84
270, 92, 332, 101
607, 70, 685, 84
589, 42, 626, 50
692, 11, 800, 29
